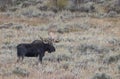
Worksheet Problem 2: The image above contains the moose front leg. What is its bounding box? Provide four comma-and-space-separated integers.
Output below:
38, 52, 45, 64
39, 55, 43, 64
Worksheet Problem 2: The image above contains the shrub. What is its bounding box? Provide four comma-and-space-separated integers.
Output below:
13, 0, 28, 5
43, 65, 55, 74
43, 54, 56, 62
78, 44, 109, 54
78, 2, 95, 12
0, 0, 12, 11
107, 11, 117, 17
57, 53, 71, 62
57, 0, 68, 10
92, 73, 112, 79
104, 54, 120, 64
47, 0, 69, 11
13, 67, 30, 77
118, 63, 120, 73
62, 62, 69, 70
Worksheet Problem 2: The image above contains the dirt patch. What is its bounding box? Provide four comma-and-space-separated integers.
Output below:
0, 15, 49, 26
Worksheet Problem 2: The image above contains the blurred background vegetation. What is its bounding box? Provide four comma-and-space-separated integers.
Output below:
0, 0, 120, 15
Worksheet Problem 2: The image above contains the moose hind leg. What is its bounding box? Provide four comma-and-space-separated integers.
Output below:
16, 55, 24, 63
17, 57, 20, 63
38, 55, 43, 64
21, 56, 24, 62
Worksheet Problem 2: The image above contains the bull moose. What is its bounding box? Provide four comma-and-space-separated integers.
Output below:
16, 38, 56, 63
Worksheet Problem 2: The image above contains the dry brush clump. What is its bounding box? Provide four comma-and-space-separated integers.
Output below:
12, 67, 30, 77
104, 53, 120, 64
77, 43, 110, 54
118, 63, 120, 73
92, 73, 112, 79
0, 0, 13, 11
43, 48, 72, 63
46, 0, 69, 11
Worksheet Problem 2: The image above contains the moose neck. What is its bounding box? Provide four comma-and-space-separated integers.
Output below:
44, 43, 49, 51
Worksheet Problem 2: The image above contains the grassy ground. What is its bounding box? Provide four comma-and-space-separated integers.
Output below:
0, 12, 120, 79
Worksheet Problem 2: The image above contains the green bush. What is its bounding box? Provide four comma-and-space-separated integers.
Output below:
57, 0, 68, 10
47, 0, 68, 10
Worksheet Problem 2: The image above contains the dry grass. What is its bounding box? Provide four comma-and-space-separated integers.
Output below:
0, 12, 120, 79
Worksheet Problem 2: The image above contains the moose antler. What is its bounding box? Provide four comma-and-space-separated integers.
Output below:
47, 26, 60, 43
